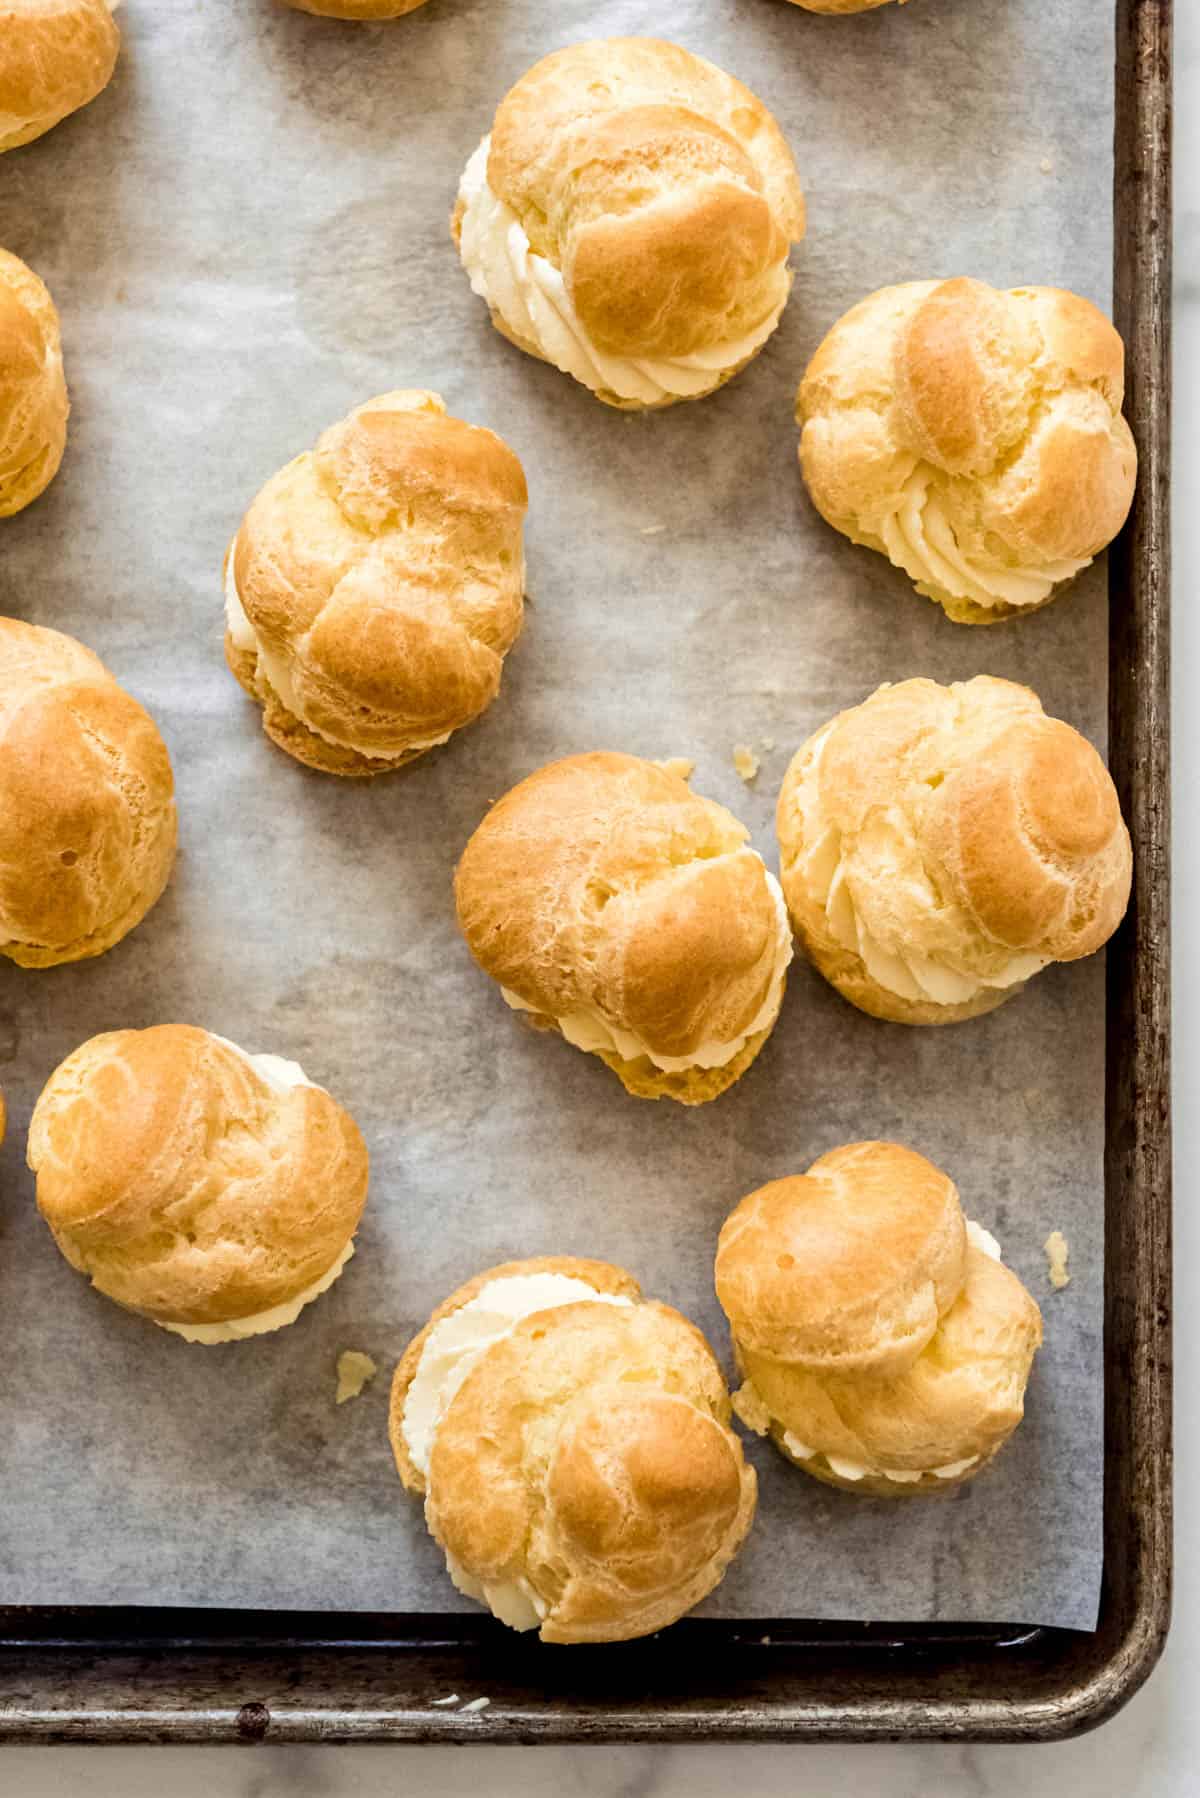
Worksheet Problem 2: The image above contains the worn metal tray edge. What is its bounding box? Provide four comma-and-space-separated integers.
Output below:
0, 0, 1171, 1747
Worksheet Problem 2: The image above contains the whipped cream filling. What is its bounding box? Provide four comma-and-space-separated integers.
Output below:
405, 1271, 636, 1634
402, 1272, 634, 1479
158, 1240, 355, 1345
502, 859, 792, 1074
224, 549, 451, 757
445, 1554, 546, 1634
797, 726, 1048, 1007
157, 1041, 354, 1344
456, 137, 791, 406
877, 466, 1089, 611
741, 1219, 1002, 1486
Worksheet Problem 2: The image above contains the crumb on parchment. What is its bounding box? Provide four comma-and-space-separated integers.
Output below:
1044, 1231, 1071, 1290
656, 756, 695, 782
733, 744, 760, 783
335, 1349, 378, 1405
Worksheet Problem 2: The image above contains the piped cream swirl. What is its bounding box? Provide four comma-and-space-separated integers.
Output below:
877, 466, 1089, 612
456, 138, 790, 406
793, 725, 1047, 1007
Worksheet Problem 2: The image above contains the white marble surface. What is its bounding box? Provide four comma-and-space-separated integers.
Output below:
5, 7, 1195, 1793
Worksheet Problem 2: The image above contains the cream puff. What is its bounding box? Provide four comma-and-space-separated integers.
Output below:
453, 38, 805, 409
796, 279, 1137, 622
0, 0, 120, 153
389, 1256, 757, 1642
776, 676, 1131, 1024
28, 1025, 369, 1342
0, 617, 176, 967
0, 249, 68, 517
454, 752, 794, 1104
224, 389, 527, 776
717, 1141, 1043, 1495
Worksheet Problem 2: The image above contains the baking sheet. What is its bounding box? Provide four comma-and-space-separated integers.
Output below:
0, 0, 1113, 1630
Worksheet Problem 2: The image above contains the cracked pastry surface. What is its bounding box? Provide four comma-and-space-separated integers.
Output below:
453, 38, 805, 409
224, 389, 527, 776
0, 617, 176, 967
796, 278, 1137, 622
0, 249, 68, 517
775, 675, 1131, 1024
716, 1141, 1043, 1496
389, 1256, 757, 1642
0, 0, 120, 153
455, 751, 793, 1104
28, 1025, 369, 1338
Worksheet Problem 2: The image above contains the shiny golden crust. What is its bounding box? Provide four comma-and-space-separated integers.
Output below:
0, 0, 119, 153
484, 38, 804, 361
717, 1143, 966, 1376
775, 676, 1132, 1025
0, 249, 68, 517
455, 752, 786, 1100
796, 279, 1137, 623
389, 1256, 643, 1496
28, 1025, 369, 1326
281, 0, 427, 15
391, 1256, 756, 1643
227, 390, 527, 777
719, 1143, 1043, 1496
0, 617, 176, 967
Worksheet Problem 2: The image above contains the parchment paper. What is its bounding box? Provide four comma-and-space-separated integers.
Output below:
0, 0, 1113, 1630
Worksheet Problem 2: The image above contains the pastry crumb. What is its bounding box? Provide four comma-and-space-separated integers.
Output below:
1040, 156, 1054, 174
639, 523, 665, 536
656, 756, 695, 782
732, 1381, 771, 1436
760, 736, 776, 753
1043, 1231, 1070, 1290
335, 1349, 378, 1404
732, 744, 759, 783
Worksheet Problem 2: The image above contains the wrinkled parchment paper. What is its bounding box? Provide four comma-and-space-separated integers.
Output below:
0, 0, 1113, 1629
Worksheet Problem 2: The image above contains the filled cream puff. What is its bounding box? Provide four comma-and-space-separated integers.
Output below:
28, 1025, 369, 1341
717, 1141, 1043, 1495
0, 617, 176, 967
0, 0, 119, 153
0, 248, 68, 517
776, 676, 1131, 1024
453, 38, 805, 409
796, 279, 1137, 622
224, 389, 527, 776
455, 752, 794, 1103
389, 1256, 757, 1641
